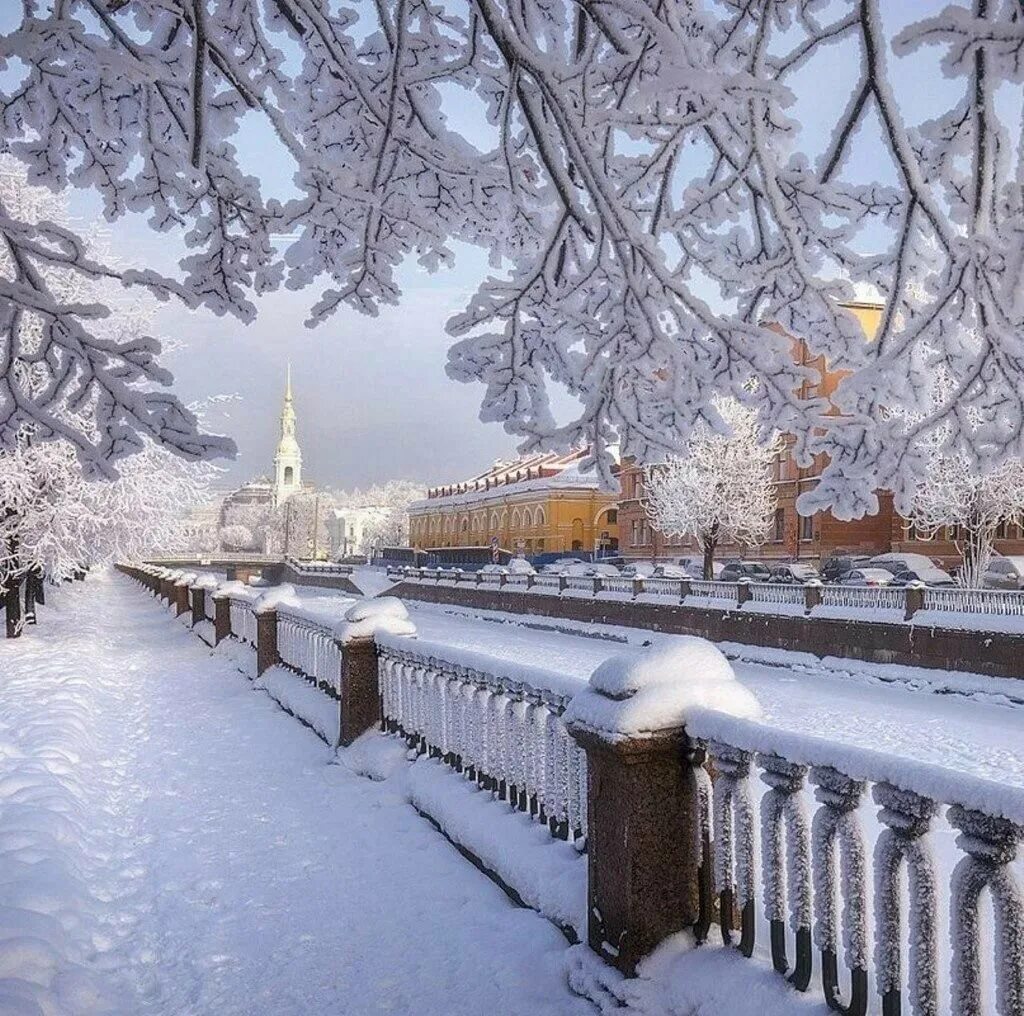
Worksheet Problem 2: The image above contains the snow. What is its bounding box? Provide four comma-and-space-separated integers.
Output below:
255, 665, 340, 745
252, 583, 300, 614
565, 640, 761, 741
334, 596, 417, 642
0, 573, 595, 1015
406, 757, 587, 939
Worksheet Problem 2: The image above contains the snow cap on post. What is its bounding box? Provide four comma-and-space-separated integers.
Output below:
193, 574, 220, 591
333, 596, 416, 644
253, 583, 300, 614
563, 638, 760, 742
173, 571, 198, 587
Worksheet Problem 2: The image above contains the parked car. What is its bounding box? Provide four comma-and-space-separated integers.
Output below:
586, 563, 622, 577
620, 562, 657, 578
868, 552, 941, 576
888, 566, 955, 588
507, 558, 536, 575
676, 557, 724, 579
820, 553, 871, 582
982, 556, 1024, 590
652, 564, 689, 579
769, 563, 820, 584
719, 561, 772, 582
835, 567, 895, 587
479, 563, 507, 575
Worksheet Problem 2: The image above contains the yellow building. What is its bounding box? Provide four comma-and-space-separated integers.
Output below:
409, 451, 619, 557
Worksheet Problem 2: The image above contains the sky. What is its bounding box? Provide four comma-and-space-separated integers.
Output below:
3, 0, 976, 493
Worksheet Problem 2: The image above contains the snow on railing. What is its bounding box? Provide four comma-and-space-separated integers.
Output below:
749, 582, 806, 608
531, 574, 561, 591
563, 575, 596, 594
640, 576, 685, 598
284, 557, 353, 576
601, 576, 635, 595
688, 579, 738, 601
821, 584, 904, 612
228, 597, 258, 646
923, 585, 1024, 617
376, 638, 587, 844
276, 608, 342, 695
682, 708, 1024, 1016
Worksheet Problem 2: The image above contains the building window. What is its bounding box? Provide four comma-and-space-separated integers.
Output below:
631, 520, 638, 546
773, 508, 785, 542
799, 512, 814, 541
607, 509, 618, 523
284, 466, 293, 484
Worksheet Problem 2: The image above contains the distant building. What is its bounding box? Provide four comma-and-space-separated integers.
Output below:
409, 451, 619, 557
618, 303, 1024, 567
218, 366, 320, 552
327, 506, 389, 559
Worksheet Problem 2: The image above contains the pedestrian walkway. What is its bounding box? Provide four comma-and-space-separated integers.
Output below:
0, 574, 593, 1015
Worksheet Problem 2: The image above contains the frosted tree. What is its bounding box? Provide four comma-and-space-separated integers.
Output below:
0, 434, 214, 634
643, 400, 781, 579
219, 523, 256, 552
3, 4, 1023, 513
903, 452, 1024, 587
269, 491, 336, 560
334, 480, 425, 551
0, 157, 233, 475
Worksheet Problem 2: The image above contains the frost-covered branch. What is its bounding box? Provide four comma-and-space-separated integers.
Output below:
3, 2, 1023, 510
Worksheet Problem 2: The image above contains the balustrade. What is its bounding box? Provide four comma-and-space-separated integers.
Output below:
377, 642, 586, 842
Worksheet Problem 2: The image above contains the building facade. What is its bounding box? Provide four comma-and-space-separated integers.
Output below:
409, 451, 619, 557
619, 302, 1024, 566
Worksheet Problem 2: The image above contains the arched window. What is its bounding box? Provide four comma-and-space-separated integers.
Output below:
535, 506, 546, 527
284, 466, 294, 484
511, 508, 521, 528
490, 512, 499, 530
460, 517, 469, 532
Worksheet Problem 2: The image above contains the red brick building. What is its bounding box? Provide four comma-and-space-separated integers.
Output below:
619, 303, 1024, 567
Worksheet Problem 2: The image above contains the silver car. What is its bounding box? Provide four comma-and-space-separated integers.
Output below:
982, 556, 1024, 590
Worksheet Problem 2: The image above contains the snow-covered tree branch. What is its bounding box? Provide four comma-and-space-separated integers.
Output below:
3, 2, 1022, 512
0, 159, 235, 476
642, 399, 781, 579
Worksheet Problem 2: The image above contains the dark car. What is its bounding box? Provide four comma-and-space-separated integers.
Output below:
820, 553, 871, 583
769, 563, 820, 584
888, 566, 955, 588
720, 561, 772, 582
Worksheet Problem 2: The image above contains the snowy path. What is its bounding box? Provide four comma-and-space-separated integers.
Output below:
0, 576, 592, 1015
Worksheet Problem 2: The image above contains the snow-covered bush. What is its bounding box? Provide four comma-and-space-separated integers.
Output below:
642, 400, 781, 579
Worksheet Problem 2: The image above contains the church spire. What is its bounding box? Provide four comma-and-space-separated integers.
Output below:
273, 363, 302, 505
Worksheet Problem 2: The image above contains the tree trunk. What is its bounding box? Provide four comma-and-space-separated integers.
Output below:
701, 531, 718, 581
959, 509, 992, 588
23, 573, 35, 625
5, 578, 21, 638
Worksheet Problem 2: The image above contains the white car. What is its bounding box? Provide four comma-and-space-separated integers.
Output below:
982, 556, 1024, 590
836, 567, 895, 587
620, 562, 656, 578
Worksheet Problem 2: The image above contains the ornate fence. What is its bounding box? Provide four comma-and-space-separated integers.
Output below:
684, 710, 1024, 1016
276, 608, 342, 695
377, 638, 587, 843
228, 596, 258, 646
389, 566, 1024, 623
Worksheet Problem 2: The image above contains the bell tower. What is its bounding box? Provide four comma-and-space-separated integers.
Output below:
273, 364, 302, 506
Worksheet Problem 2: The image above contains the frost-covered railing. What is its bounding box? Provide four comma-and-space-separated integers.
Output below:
820, 584, 904, 612
228, 595, 258, 646
683, 709, 1024, 1016
748, 582, 806, 608
688, 579, 739, 601
923, 586, 1024, 617
377, 637, 588, 844
284, 556, 353, 576
276, 607, 342, 695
